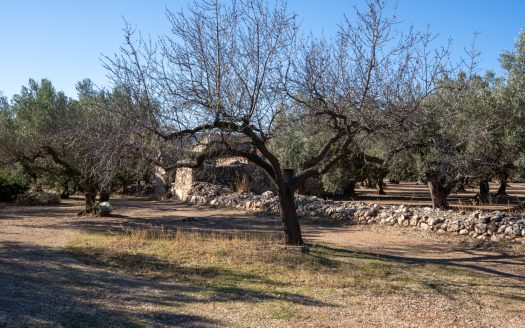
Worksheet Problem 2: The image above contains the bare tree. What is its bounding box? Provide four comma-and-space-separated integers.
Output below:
105, 0, 448, 244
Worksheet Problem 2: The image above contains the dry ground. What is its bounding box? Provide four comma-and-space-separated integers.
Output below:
348, 181, 525, 210
0, 195, 524, 327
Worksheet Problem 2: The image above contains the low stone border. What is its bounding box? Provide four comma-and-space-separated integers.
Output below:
16, 192, 60, 206
187, 182, 525, 242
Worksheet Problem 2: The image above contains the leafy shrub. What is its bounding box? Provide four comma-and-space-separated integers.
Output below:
0, 171, 30, 201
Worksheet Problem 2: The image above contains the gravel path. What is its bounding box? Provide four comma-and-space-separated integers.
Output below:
1, 196, 524, 327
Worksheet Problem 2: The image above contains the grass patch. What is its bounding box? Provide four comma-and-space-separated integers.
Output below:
66, 228, 525, 325
67, 229, 402, 294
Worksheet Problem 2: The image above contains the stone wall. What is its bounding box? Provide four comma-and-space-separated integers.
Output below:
153, 166, 167, 200
172, 167, 195, 201
171, 161, 275, 201
187, 182, 525, 243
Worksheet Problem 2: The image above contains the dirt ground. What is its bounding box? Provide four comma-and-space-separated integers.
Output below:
346, 181, 525, 210
1, 196, 524, 327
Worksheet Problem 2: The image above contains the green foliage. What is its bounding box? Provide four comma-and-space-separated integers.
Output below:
0, 170, 30, 201
268, 113, 365, 194
321, 154, 366, 194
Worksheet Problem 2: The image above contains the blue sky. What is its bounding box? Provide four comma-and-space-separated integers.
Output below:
1, 0, 524, 99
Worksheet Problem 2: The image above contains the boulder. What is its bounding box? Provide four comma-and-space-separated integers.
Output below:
99, 202, 113, 216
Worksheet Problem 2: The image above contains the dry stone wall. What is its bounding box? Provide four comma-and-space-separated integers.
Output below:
187, 182, 525, 243
172, 162, 275, 201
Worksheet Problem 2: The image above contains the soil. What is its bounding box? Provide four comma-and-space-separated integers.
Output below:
1, 195, 524, 327
342, 181, 525, 210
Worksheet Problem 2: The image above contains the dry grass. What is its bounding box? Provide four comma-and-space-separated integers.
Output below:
234, 173, 251, 193
66, 229, 525, 327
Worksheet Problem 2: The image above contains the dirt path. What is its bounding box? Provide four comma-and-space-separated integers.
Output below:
1, 196, 524, 327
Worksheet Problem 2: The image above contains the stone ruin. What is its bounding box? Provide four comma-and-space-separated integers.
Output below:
168, 132, 324, 201
172, 157, 276, 201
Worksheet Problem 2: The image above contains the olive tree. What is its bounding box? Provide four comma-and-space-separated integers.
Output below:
0, 79, 135, 213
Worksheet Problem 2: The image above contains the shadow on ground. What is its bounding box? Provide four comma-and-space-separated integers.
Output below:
0, 240, 328, 327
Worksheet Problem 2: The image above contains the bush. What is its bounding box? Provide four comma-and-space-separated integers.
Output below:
0, 172, 30, 201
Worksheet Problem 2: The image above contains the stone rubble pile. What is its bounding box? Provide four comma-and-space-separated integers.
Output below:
187, 182, 525, 242
16, 192, 60, 206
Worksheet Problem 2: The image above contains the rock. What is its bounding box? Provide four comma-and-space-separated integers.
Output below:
409, 216, 419, 226
497, 225, 507, 234
428, 217, 444, 226
505, 225, 522, 238
490, 213, 505, 223
397, 215, 406, 225
474, 223, 488, 234
479, 215, 491, 224
491, 235, 503, 242
99, 201, 113, 215
419, 222, 430, 230
459, 229, 469, 235
447, 222, 460, 232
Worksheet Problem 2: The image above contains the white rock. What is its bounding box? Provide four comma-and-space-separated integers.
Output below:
99, 201, 113, 215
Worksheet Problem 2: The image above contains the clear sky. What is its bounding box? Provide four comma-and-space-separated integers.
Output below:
1, 0, 524, 100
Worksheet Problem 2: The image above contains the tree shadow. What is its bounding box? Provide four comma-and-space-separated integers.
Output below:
0, 241, 330, 327
308, 242, 525, 303
310, 243, 525, 280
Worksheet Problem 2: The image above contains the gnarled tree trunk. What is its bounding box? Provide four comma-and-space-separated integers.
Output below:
278, 187, 303, 245
85, 182, 98, 214
376, 178, 385, 195
427, 175, 454, 209
495, 179, 507, 196
99, 187, 110, 202
60, 179, 70, 199
279, 169, 303, 245
479, 180, 490, 204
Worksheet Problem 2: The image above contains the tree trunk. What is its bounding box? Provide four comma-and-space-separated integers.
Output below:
60, 179, 70, 199
85, 183, 98, 214
495, 179, 507, 196
279, 169, 303, 245
278, 187, 304, 245
479, 180, 490, 204
376, 178, 385, 195
427, 179, 450, 209
99, 187, 110, 202
343, 181, 357, 196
